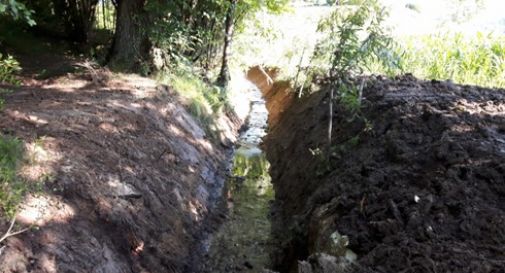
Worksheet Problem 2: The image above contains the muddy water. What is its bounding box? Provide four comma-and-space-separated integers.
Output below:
203, 85, 274, 273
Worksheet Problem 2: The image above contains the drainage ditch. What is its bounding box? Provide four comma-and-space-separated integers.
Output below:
203, 81, 274, 273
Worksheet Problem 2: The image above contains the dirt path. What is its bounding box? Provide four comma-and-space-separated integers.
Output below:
264, 75, 505, 272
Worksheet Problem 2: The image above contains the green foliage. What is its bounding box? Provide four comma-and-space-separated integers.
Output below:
237, 0, 291, 18
144, 0, 291, 77
0, 53, 21, 85
0, 0, 35, 25
0, 53, 21, 110
0, 88, 13, 111
369, 32, 505, 88
156, 63, 228, 138
0, 136, 25, 217
94, 0, 115, 31
312, 0, 399, 110
337, 83, 362, 112
144, 0, 225, 72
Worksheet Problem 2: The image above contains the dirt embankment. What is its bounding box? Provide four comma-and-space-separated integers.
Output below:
246, 66, 294, 127
264, 75, 505, 273
0, 71, 242, 273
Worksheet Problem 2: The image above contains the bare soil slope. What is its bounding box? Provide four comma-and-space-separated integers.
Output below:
265, 75, 505, 273
0, 71, 240, 273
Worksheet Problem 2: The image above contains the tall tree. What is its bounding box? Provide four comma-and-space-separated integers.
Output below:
216, 0, 238, 87
108, 0, 150, 71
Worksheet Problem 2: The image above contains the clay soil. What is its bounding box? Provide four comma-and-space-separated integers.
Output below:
0, 69, 241, 273
264, 75, 505, 273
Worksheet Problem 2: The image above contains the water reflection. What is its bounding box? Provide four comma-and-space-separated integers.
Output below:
204, 82, 273, 273
233, 147, 270, 181
229, 147, 272, 205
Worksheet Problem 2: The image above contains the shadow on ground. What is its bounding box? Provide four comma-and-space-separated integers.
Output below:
0, 70, 240, 273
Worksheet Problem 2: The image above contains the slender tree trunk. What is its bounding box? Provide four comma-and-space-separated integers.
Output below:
107, 0, 150, 72
216, 0, 238, 87
53, 0, 98, 43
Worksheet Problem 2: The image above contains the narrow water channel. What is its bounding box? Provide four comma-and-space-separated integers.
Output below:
203, 84, 274, 273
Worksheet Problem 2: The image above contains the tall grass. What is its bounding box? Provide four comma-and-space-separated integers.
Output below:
369, 32, 505, 88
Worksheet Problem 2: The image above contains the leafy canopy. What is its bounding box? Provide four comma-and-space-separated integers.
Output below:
0, 0, 36, 25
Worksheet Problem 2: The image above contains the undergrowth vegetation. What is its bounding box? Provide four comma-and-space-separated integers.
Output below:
0, 53, 21, 110
156, 65, 228, 138
0, 136, 25, 217
0, 53, 21, 85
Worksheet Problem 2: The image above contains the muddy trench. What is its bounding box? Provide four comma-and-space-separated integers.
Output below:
198, 66, 298, 273
200, 70, 275, 273
202, 68, 505, 273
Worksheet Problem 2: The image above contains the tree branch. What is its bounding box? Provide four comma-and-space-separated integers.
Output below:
0, 215, 31, 244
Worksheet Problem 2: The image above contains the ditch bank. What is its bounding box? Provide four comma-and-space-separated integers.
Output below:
0, 71, 243, 273
262, 74, 505, 273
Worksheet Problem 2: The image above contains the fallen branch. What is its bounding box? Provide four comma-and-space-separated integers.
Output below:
327, 82, 335, 160
258, 66, 274, 86
0, 215, 30, 244
75, 60, 101, 83
293, 47, 306, 96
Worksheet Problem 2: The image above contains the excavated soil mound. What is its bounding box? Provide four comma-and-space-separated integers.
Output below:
265, 75, 505, 273
0, 72, 240, 273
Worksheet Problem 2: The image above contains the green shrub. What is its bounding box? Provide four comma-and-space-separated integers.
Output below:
312, 0, 399, 110
0, 53, 21, 85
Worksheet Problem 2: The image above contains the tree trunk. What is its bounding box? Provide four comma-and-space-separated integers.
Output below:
107, 0, 150, 72
216, 0, 238, 87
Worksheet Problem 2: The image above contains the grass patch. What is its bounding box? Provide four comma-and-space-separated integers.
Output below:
156, 64, 229, 138
0, 136, 26, 217
369, 32, 505, 88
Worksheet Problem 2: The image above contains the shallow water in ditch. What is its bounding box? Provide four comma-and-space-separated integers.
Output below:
203, 84, 274, 273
